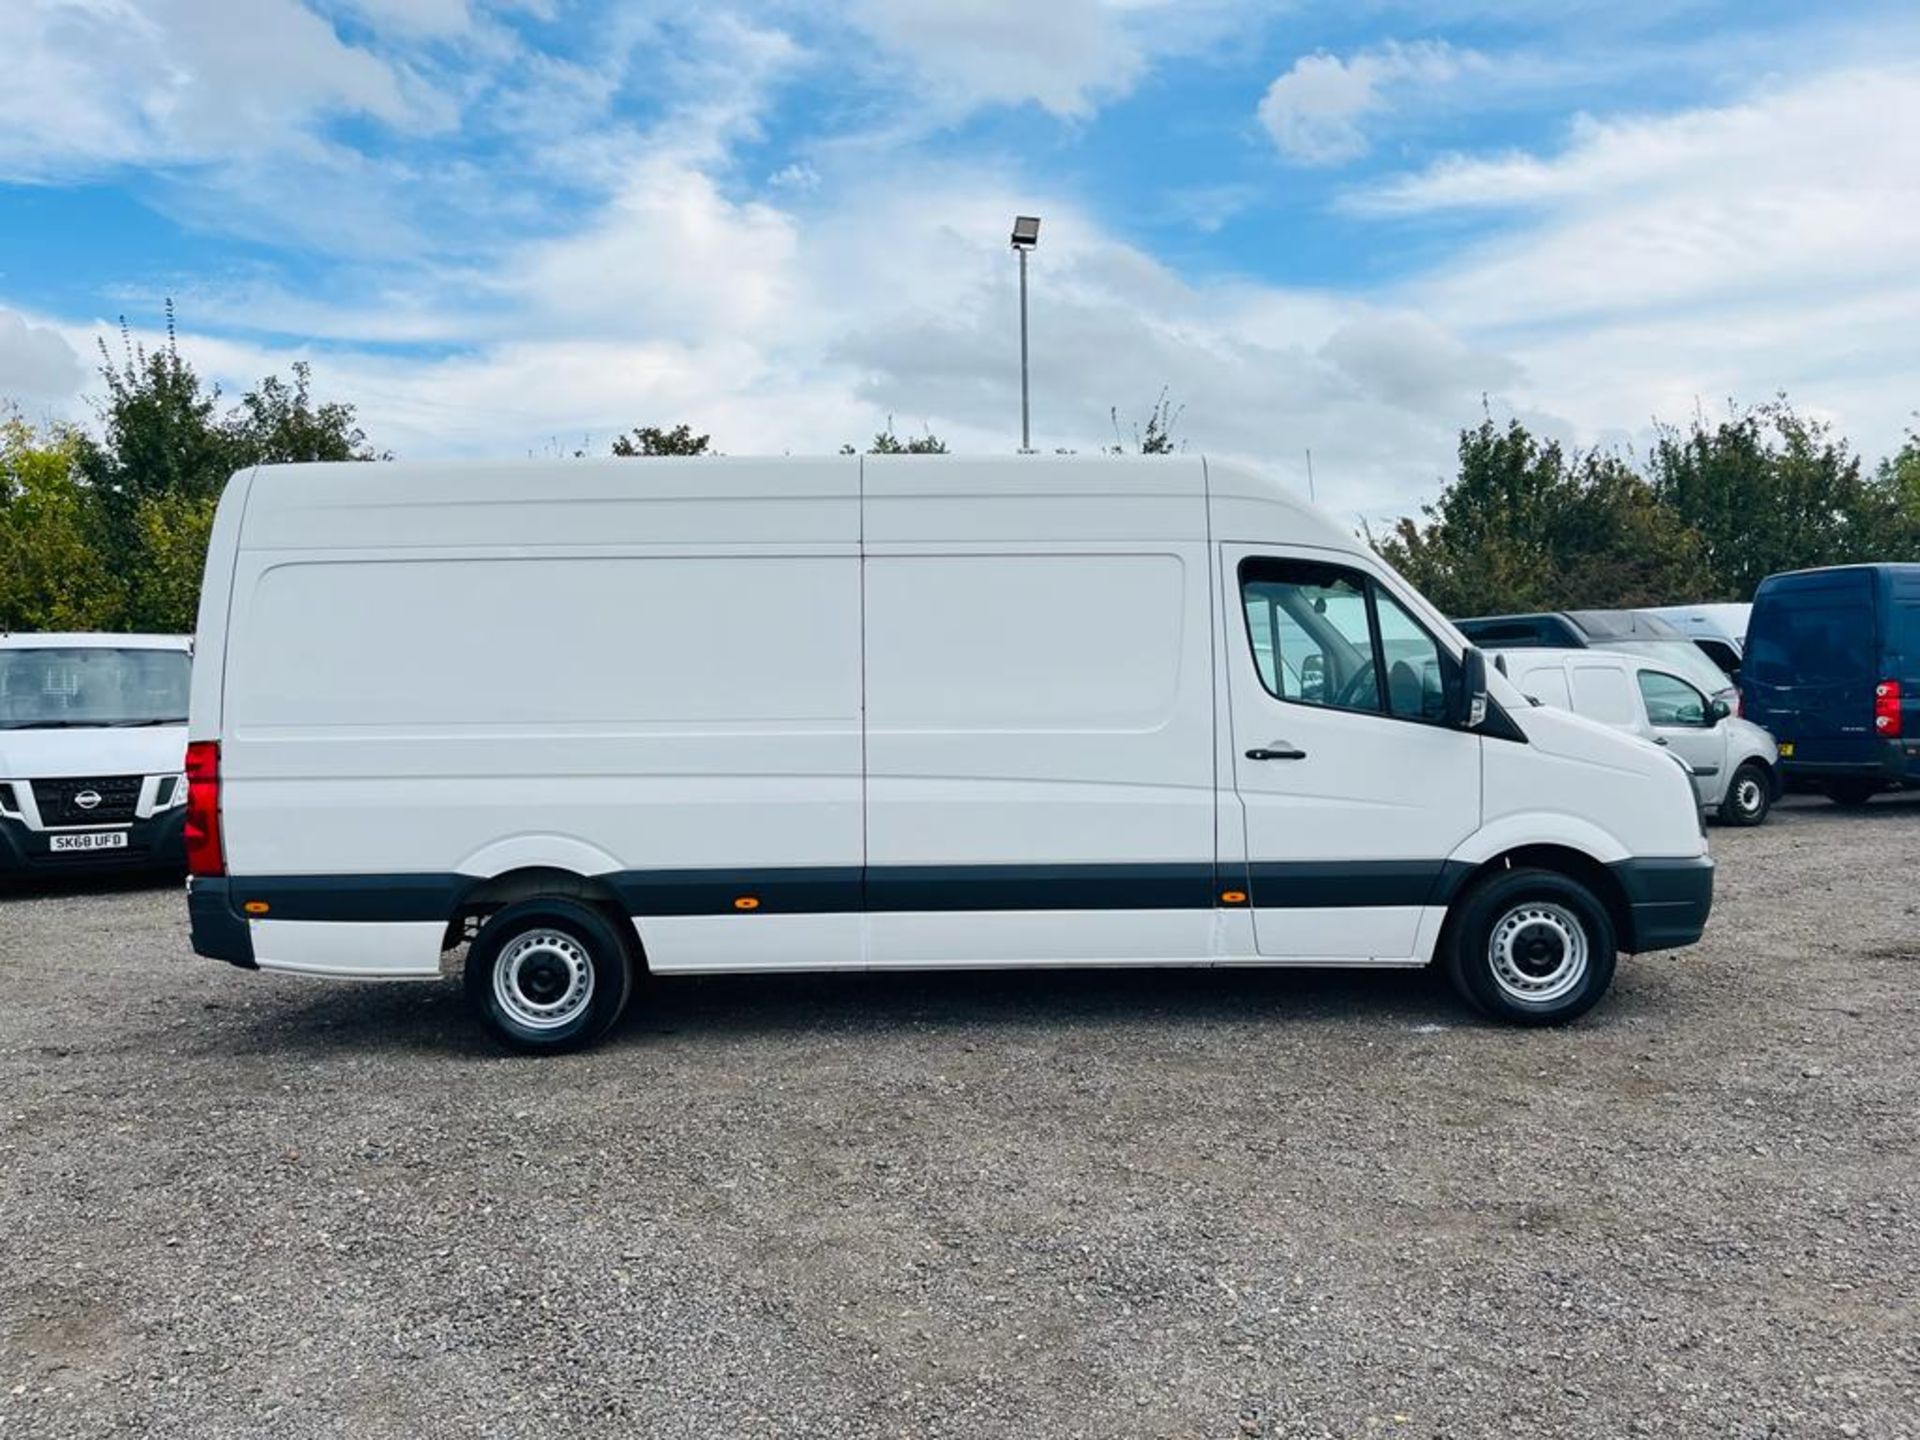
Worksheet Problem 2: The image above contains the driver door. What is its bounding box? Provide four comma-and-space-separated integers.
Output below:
1635, 668, 1724, 802
1222, 546, 1482, 960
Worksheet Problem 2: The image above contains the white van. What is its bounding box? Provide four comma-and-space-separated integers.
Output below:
1, 634, 192, 874
185, 457, 1712, 1050
1493, 648, 1778, 825
1640, 604, 1750, 679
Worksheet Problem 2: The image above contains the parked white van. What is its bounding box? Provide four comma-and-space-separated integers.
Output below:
1493, 648, 1778, 825
1, 634, 192, 874
1641, 604, 1751, 679
186, 457, 1713, 1050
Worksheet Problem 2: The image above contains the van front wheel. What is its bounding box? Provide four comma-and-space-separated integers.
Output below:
465, 898, 636, 1053
1718, 762, 1773, 827
1443, 868, 1617, 1026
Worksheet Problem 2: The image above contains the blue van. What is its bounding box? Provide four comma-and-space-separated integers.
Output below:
1742, 564, 1920, 805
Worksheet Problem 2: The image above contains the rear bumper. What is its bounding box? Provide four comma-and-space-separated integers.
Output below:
0, 808, 186, 873
187, 876, 257, 969
1610, 855, 1714, 954
1778, 738, 1916, 787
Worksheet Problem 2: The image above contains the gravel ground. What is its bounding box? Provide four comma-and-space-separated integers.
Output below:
3, 797, 1918, 1440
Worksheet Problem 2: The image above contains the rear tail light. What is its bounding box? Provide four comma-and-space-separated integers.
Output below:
1875, 680, 1901, 738
184, 740, 225, 877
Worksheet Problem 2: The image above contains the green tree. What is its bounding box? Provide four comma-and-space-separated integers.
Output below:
612, 424, 712, 456
227, 361, 384, 465
0, 413, 123, 630
65, 304, 380, 631
1374, 415, 1702, 616
1648, 397, 1906, 600
75, 311, 234, 560
843, 417, 948, 454
1108, 390, 1184, 454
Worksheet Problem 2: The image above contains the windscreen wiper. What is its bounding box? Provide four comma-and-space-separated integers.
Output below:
108, 718, 188, 727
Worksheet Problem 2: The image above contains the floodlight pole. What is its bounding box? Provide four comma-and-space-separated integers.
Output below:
1018, 245, 1031, 453
1010, 215, 1040, 453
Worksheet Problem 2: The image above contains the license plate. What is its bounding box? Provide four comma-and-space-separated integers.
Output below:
50, 830, 129, 853
1778, 742, 1795, 757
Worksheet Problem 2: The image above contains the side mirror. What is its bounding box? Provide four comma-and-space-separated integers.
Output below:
1455, 647, 1489, 730
1706, 698, 1731, 724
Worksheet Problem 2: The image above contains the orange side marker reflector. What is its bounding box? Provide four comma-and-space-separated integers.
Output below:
734, 896, 761, 911
243, 900, 271, 916
1220, 890, 1247, 906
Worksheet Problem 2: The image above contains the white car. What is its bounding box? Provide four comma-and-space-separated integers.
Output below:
1493, 647, 1778, 825
0, 634, 192, 874
184, 455, 1713, 1049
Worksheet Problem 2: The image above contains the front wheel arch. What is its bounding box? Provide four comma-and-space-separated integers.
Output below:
1434, 844, 1633, 965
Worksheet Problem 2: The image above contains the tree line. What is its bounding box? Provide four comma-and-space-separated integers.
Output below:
5, 308, 1916, 634
1375, 401, 1920, 615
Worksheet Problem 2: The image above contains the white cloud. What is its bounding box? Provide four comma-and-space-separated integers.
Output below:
1356, 61, 1920, 462
0, 310, 85, 404
0, 0, 447, 180
1259, 40, 1476, 166
8, 4, 1920, 532
848, 0, 1148, 117
331, 0, 476, 38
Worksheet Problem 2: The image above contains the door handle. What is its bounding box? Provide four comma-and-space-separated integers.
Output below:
1246, 743, 1307, 761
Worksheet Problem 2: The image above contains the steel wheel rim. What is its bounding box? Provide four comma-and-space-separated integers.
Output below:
1735, 775, 1764, 817
493, 929, 595, 1031
1488, 901, 1589, 1006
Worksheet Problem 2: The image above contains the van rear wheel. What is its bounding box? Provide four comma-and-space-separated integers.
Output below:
1825, 779, 1880, 808
464, 898, 635, 1053
1442, 867, 1617, 1026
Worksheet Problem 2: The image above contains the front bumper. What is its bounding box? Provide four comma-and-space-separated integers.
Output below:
1611, 855, 1714, 953
0, 807, 186, 873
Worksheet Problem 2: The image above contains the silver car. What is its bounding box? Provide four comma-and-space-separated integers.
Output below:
1493, 647, 1779, 825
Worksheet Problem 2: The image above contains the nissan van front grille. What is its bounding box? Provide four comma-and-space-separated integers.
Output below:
30, 775, 143, 827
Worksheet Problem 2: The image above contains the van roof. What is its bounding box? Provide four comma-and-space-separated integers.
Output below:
231, 454, 1363, 554
0, 633, 191, 650
1488, 644, 1701, 685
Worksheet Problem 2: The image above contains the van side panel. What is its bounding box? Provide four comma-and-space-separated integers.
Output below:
861, 457, 1217, 965
220, 458, 865, 975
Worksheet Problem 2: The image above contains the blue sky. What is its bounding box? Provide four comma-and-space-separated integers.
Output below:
3, 0, 1919, 517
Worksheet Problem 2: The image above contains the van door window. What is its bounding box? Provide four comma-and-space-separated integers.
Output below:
1242, 567, 1380, 712
1238, 560, 1453, 722
1374, 591, 1449, 722
1637, 670, 1708, 727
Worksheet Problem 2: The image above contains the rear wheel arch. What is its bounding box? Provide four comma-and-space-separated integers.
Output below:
443, 867, 642, 967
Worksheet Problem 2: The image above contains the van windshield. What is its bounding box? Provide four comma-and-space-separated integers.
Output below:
0, 647, 191, 729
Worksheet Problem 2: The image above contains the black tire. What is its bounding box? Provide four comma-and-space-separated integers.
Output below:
464, 898, 636, 1054
1442, 867, 1618, 1026
1718, 762, 1773, 827
1825, 779, 1880, 808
